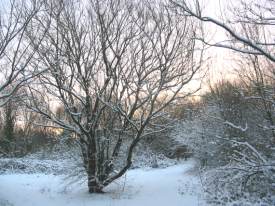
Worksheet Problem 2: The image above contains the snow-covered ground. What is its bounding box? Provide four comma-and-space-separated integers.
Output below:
0, 160, 205, 206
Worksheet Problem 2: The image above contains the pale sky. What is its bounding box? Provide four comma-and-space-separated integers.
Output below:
198, 0, 240, 83
0, 0, 248, 92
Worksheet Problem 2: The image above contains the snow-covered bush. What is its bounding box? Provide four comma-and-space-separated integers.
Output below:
173, 81, 275, 204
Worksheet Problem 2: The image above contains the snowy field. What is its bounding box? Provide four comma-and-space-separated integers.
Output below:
0, 160, 205, 206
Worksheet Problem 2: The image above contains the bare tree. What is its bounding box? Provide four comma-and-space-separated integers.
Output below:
26, 0, 204, 193
0, 100, 17, 156
0, 0, 47, 106
170, 0, 275, 62
170, 0, 275, 197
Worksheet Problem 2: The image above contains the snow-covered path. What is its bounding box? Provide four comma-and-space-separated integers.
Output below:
0, 160, 205, 206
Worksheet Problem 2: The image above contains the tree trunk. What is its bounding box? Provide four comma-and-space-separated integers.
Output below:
86, 142, 104, 193
88, 175, 104, 193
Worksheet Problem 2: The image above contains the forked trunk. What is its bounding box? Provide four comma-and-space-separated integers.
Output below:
88, 175, 104, 193
86, 144, 104, 193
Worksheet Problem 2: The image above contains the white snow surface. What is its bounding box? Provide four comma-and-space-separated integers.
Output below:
0, 160, 206, 206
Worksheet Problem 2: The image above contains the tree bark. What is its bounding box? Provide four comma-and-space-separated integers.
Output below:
88, 177, 104, 193
87, 151, 104, 193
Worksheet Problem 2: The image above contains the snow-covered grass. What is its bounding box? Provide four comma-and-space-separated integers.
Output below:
0, 159, 205, 206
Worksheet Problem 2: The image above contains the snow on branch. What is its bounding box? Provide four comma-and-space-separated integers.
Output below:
223, 121, 248, 132
170, 0, 275, 62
